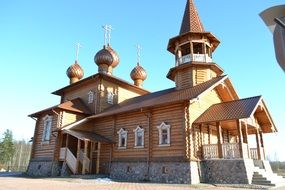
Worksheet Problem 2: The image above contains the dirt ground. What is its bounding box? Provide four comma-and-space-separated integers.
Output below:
0, 176, 279, 190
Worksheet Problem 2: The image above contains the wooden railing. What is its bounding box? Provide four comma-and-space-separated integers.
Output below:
59, 147, 67, 161
79, 149, 90, 173
222, 143, 240, 159
250, 148, 258, 160
180, 54, 212, 64
59, 147, 91, 174
66, 148, 77, 174
203, 144, 219, 159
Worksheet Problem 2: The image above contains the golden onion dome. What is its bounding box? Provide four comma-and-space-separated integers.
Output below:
66, 61, 84, 80
94, 45, 120, 68
130, 64, 147, 81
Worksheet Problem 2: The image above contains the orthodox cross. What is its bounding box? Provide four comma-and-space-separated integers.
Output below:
75, 43, 82, 62
102, 24, 113, 46
135, 44, 142, 65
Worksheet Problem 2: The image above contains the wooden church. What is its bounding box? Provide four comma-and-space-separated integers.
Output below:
28, 0, 280, 185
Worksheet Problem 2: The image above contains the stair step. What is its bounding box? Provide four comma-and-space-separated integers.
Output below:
252, 180, 271, 184
252, 177, 268, 181
252, 182, 276, 186
71, 174, 109, 179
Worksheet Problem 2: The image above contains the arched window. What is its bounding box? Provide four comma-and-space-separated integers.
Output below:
88, 91, 94, 104
117, 128, 128, 149
133, 126, 144, 148
157, 122, 171, 146
107, 91, 114, 104
42, 115, 53, 142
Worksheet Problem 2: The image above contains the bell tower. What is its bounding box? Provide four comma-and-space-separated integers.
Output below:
167, 0, 223, 90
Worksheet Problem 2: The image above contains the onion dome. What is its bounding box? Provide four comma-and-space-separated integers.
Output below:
130, 64, 147, 88
94, 45, 120, 68
66, 61, 84, 84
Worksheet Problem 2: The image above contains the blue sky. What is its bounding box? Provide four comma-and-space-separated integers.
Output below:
0, 0, 284, 161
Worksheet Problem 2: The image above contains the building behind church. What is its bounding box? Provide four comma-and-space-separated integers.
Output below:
27, 0, 283, 185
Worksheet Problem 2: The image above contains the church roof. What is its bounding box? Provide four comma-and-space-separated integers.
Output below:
88, 75, 228, 120
194, 96, 277, 133
52, 73, 149, 96
180, 0, 204, 34
29, 98, 92, 117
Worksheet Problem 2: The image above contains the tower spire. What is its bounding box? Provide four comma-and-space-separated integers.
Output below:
179, 0, 204, 34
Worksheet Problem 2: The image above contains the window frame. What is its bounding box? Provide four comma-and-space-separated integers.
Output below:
88, 90, 94, 104
41, 115, 53, 143
117, 128, 128, 149
133, 126, 144, 148
157, 122, 171, 147
107, 91, 114, 104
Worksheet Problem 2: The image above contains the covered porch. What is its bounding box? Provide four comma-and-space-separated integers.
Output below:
59, 129, 114, 175
194, 96, 277, 160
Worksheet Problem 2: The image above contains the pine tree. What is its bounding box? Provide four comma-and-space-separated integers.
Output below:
0, 129, 15, 167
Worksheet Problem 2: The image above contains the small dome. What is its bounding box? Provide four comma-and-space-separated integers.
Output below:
94, 46, 120, 68
130, 64, 147, 81
66, 61, 84, 80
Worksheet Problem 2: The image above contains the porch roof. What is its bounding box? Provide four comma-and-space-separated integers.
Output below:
194, 96, 277, 133
62, 129, 115, 144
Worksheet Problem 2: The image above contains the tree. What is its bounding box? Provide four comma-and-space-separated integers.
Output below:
0, 129, 15, 167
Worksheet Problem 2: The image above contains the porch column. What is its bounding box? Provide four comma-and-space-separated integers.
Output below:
216, 122, 223, 158
207, 125, 211, 144
96, 142, 101, 174
82, 140, 88, 174
259, 132, 266, 160
244, 122, 249, 159
89, 142, 93, 172
65, 134, 69, 159
237, 120, 244, 158
255, 128, 262, 160
76, 139, 81, 174
200, 124, 203, 145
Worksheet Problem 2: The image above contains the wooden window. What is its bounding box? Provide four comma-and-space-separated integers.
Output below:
133, 126, 144, 148
88, 91, 94, 104
107, 91, 114, 104
157, 122, 171, 147
42, 115, 53, 143
117, 128, 128, 149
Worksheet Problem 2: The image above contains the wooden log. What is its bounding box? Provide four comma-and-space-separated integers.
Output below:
237, 120, 244, 159
96, 142, 101, 174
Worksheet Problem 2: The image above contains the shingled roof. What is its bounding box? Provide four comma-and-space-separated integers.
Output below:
180, 0, 204, 34
29, 98, 92, 117
194, 96, 263, 124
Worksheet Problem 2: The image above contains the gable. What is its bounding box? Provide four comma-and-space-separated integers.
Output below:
189, 87, 222, 123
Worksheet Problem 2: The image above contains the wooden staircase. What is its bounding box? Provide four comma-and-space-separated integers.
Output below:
252, 166, 285, 187
59, 147, 91, 174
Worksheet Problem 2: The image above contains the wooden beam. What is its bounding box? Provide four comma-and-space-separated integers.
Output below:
200, 124, 203, 146
76, 139, 81, 174
208, 125, 211, 144
216, 122, 223, 158
255, 129, 262, 160
259, 131, 266, 160
237, 120, 244, 159
96, 142, 101, 174
82, 140, 88, 175
89, 142, 93, 173
243, 123, 248, 144
64, 134, 69, 160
